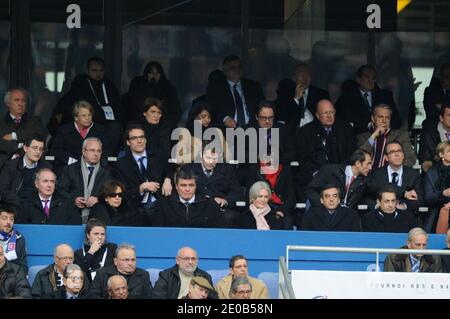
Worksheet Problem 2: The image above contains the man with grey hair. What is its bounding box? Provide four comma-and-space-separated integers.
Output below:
153, 246, 217, 299
107, 275, 129, 299
0, 87, 44, 171
229, 276, 252, 299
47, 264, 88, 299
88, 243, 152, 299
59, 137, 112, 223
383, 227, 442, 272
18, 168, 80, 224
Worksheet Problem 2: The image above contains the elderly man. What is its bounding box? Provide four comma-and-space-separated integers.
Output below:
181, 276, 215, 299
18, 168, 80, 225
229, 276, 253, 299
216, 255, 269, 299
153, 246, 217, 299
88, 243, 152, 299
59, 137, 112, 223
383, 227, 442, 272
0, 88, 44, 171
48, 264, 88, 299
0, 245, 31, 299
357, 104, 416, 169
107, 275, 129, 299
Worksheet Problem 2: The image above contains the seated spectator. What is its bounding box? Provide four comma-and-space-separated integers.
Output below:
305, 149, 372, 210
335, 64, 401, 134
74, 219, 117, 282
441, 229, 450, 273
17, 168, 81, 225
423, 62, 450, 123
107, 275, 128, 299
128, 61, 181, 129
32, 244, 88, 298
234, 181, 285, 230
229, 276, 252, 299
181, 276, 215, 299
0, 205, 28, 273
301, 185, 360, 231
50, 101, 110, 172
362, 186, 417, 233
243, 153, 296, 230
0, 134, 51, 205
383, 227, 442, 272
367, 141, 423, 212
88, 181, 142, 226
137, 97, 171, 160
295, 99, 356, 190
0, 88, 44, 172
0, 245, 31, 299
88, 243, 152, 299
153, 167, 222, 228
419, 105, 450, 173
113, 123, 171, 226
216, 255, 269, 299
356, 104, 416, 168
153, 246, 217, 299
47, 264, 88, 299
186, 100, 216, 136
58, 137, 112, 224
424, 141, 450, 233
274, 63, 329, 135
184, 144, 243, 228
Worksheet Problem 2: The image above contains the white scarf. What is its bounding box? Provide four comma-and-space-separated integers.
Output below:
249, 204, 271, 230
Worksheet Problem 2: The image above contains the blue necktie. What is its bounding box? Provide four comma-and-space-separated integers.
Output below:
138, 157, 147, 179
391, 172, 399, 186
233, 84, 246, 126
411, 256, 420, 272
87, 166, 95, 185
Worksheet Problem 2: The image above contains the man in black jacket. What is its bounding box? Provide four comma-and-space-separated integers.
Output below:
306, 149, 372, 210
153, 246, 217, 299
275, 63, 329, 136
0, 245, 31, 299
153, 167, 222, 228
88, 243, 152, 299
301, 185, 360, 231
0, 134, 51, 205
423, 62, 450, 123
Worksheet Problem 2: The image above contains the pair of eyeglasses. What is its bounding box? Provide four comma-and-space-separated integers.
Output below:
178, 256, 197, 262
107, 192, 124, 198
67, 276, 83, 282
56, 256, 74, 261
128, 135, 146, 141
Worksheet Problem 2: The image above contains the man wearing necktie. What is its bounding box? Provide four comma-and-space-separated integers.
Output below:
383, 227, 442, 272
424, 62, 450, 123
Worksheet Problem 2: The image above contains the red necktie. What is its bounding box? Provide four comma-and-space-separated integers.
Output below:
14, 117, 21, 127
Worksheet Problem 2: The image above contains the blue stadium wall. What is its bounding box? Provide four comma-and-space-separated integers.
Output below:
16, 225, 448, 275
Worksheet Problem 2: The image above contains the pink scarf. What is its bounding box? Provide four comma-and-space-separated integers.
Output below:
249, 204, 271, 230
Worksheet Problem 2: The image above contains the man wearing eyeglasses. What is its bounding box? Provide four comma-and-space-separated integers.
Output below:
153, 246, 217, 299
366, 141, 423, 213
88, 243, 152, 299
0, 134, 52, 204
47, 264, 88, 299
32, 243, 89, 298
229, 276, 252, 299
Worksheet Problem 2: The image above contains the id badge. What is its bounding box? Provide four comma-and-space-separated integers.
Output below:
142, 192, 149, 203
102, 105, 115, 120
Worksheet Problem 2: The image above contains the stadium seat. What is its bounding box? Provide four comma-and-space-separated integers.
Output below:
28, 265, 46, 286
257, 272, 278, 299
146, 268, 162, 287
207, 269, 229, 286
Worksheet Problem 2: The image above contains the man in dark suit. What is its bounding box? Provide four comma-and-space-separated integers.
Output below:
301, 185, 360, 231
295, 99, 356, 190
112, 123, 171, 226
367, 141, 423, 212
58, 137, 112, 223
423, 62, 450, 123
17, 168, 80, 225
275, 63, 329, 136
207, 55, 265, 129
305, 149, 372, 210
335, 65, 401, 134
0, 88, 44, 171
184, 145, 243, 228
362, 185, 417, 233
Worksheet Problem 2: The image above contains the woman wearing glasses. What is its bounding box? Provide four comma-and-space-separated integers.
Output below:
88, 180, 141, 226
74, 218, 117, 283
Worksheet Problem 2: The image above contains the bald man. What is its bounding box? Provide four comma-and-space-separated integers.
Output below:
107, 275, 129, 299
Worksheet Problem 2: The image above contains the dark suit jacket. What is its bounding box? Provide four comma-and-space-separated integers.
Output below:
17, 191, 81, 225
252, 122, 296, 164
275, 79, 329, 135
418, 119, 440, 164
0, 113, 44, 170
335, 80, 401, 134
361, 210, 417, 233
423, 82, 450, 123
207, 78, 265, 127
305, 164, 367, 210
366, 166, 423, 212
301, 205, 360, 231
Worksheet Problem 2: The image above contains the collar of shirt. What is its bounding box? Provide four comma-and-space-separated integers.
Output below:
66, 292, 79, 299
387, 165, 403, 182
227, 79, 241, 91
9, 113, 21, 121
132, 151, 147, 163
201, 163, 213, 175
344, 165, 354, 180
23, 157, 38, 169
377, 210, 398, 219
39, 195, 52, 205
360, 89, 372, 99
179, 195, 195, 205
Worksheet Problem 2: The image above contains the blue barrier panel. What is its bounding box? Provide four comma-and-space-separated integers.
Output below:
16, 225, 447, 276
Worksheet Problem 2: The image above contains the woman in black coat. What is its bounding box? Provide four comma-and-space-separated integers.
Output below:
74, 219, 117, 282
128, 61, 181, 129
186, 100, 217, 136
88, 180, 142, 226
